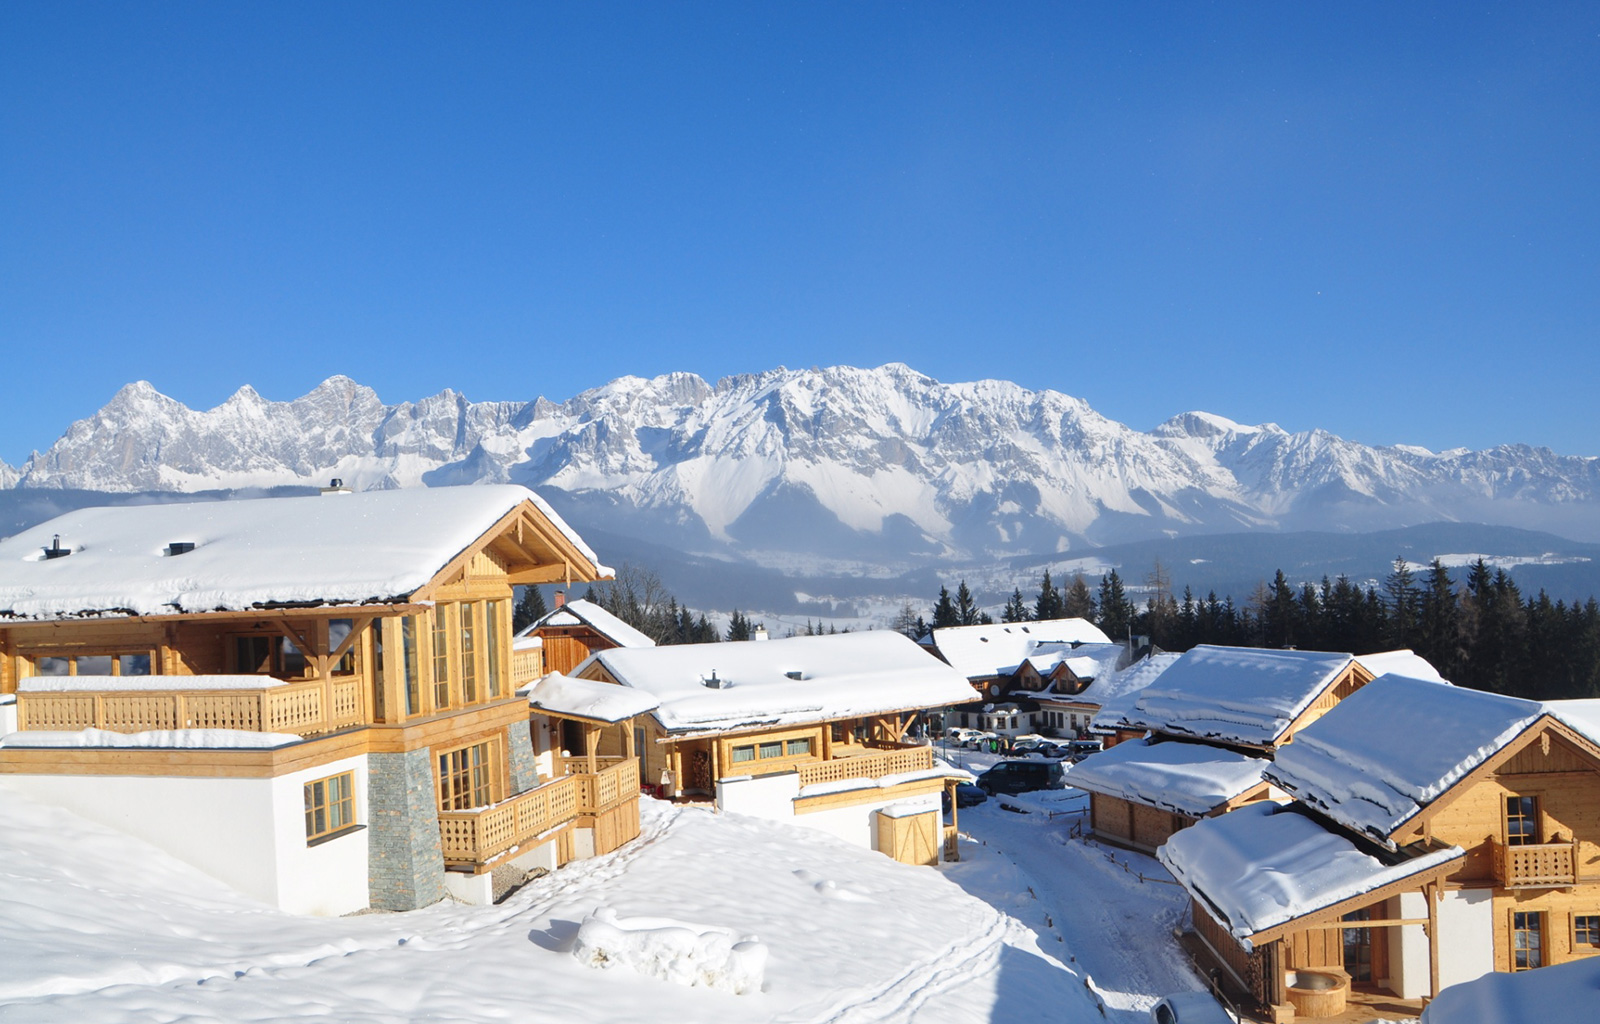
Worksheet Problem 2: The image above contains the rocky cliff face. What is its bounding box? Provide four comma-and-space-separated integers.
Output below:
12, 364, 1600, 562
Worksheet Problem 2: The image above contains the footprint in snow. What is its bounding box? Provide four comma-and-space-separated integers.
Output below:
792, 868, 873, 903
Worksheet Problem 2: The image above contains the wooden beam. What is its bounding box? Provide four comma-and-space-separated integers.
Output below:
1427, 881, 1440, 998
506, 565, 576, 585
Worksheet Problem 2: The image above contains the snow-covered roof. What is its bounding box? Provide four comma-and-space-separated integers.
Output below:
1422, 955, 1600, 1024
523, 598, 657, 649
1158, 802, 1464, 947
1266, 676, 1547, 845
1116, 645, 1357, 748
1065, 737, 1270, 816
1026, 642, 1124, 685
525, 672, 661, 724
931, 619, 1112, 680
0, 485, 605, 620
575, 630, 976, 735
1546, 699, 1600, 747
1353, 649, 1448, 685
1088, 652, 1182, 731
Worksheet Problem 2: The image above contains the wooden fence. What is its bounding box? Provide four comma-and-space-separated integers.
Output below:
17, 677, 364, 737
796, 745, 933, 788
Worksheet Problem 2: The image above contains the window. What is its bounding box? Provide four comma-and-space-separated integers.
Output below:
1575, 915, 1600, 950
486, 600, 503, 697
1506, 795, 1540, 846
1343, 908, 1373, 983
401, 617, 421, 716
759, 740, 782, 759
438, 740, 496, 810
1513, 911, 1543, 970
304, 771, 356, 842
732, 736, 815, 764
432, 606, 451, 709
234, 635, 305, 678
460, 603, 478, 703
786, 738, 812, 756
31, 652, 153, 677
731, 745, 756, 763
329, 619, 357, 676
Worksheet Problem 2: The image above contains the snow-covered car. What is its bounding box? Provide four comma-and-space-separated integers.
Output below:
963, 731, 999, 749
1149, 991, 1235, 1024
974, 759, 1062, 795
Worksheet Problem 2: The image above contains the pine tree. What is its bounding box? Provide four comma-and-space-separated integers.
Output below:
512, 585, 549, 634
932, 586, 960, 628
1417, 559, 1461, 678
1097, 569, 1133, 642
1034, 570, 1063, 621
1384, 557, 1420, 649
955, 580, 981, 626
1063, 573, 1094, 620
1001, 588, 1029, 623
726, 610, 751, 642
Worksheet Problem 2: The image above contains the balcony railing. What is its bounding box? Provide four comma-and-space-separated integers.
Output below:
16, 677, 365, 737
1492, 838, 1579, 889
511, 644, 544, 691
796, 744, 934, 788
438, 774, 580, 866
558, 756, 642, 814
439, 758, 643, 867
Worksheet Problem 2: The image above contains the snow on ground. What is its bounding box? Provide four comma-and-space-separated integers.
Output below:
2, 735, 1208, 1022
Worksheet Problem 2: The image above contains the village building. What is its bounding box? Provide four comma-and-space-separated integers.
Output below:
1158, 675, 1600, 1021
1073, 645, 1385, 853
546, 630, 978, 865
517, 595, 656, 677
0, 484, 630, 915
930, 618, 1113, 700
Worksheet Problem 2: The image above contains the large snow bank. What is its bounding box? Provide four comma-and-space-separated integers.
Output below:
1064, 737, 1268, 816
0, 484, 603, 619
571, 906, 767, 994
1423, 954, 1600, 1024
1267, 676, 1541, 845
1118, 645, 1354, 747
1158, 802, 1463, 946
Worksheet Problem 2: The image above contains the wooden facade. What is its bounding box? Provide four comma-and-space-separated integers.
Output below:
0, 492, 632, 905
1089, 784, 1276, 854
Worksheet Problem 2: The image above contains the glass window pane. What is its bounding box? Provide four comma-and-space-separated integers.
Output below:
759, 741, 782, 759
279, 637, 306, 677
787, 738, 812, 756
76, 655, 113, 675
731, 746, 755, 763
402, 617, 420, 716
36, 657, 69, 676
119, 653, 151, 676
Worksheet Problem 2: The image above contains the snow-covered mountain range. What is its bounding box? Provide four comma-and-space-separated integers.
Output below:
6, 364, 1599, 565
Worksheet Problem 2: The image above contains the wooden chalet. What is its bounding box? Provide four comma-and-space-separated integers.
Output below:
1162, 676, 1600, 1021
930, 618, 1112, 701
1078, 645, 1380, 855
560, 630, 979, 866
0, 485, 633, 914
518, 595, 656, 676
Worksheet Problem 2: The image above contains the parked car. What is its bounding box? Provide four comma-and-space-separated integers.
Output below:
944, 727, 979, 746
1149, 991, 1235, 1024
963, 730, 999, 750
974, 759, 1064, 795
1067, 739, 1104, 761
953, 783, 988, 808
1033, 741, 1070, 759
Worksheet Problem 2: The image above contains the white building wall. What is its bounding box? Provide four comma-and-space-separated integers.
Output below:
1389, 893, 1432, 999
0, 695, 16, 737
0, 754, 369, 916
717, 773, 801, 820
1437, 889, 1495, 990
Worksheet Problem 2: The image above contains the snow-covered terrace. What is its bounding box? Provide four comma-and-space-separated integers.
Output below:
1064, 737, 1270, 817
0, 484, 604, 619
574, 630, 976, 737
1115, 645, 1358, 748
1159, 801, 1464, 948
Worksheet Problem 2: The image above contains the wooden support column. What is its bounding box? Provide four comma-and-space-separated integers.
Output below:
585, 725, 600, 775
624, 722, 636, 758
821, 723, 834, 760
1427, 881, 1441, 999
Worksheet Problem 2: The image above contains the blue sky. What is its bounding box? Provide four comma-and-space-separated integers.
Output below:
2, 3, 1596, 466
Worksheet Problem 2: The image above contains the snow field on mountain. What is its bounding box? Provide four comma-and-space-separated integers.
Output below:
0, 779, 1186, 1023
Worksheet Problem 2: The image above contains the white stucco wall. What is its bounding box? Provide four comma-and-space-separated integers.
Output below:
717, 772, 802, 820
1437, 888, 1495, 990
0, 695, 16, 737
1388, 892, 1432, 999
0, 754, 369, 916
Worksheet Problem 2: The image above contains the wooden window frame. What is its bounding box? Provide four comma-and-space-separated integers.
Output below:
459, 602, 478, 704
431, 605, 452, 711
28, 650, 157, 678
304, 771, 358, 844
485, 599, 504, 698
1505, 794, 1541, 846
436, 737, 501, 811
1512, 910, 1544, 971
401, 615, 421, 717
1575, 913, 1600, 954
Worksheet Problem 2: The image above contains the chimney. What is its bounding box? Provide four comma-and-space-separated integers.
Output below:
554, 589, 566, 608
752, 626, 768, 642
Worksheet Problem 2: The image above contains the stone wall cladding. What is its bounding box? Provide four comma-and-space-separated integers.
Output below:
367, 748, 447, 911
507, 722, 538, 795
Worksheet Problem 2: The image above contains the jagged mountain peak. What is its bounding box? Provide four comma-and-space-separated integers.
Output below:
8, 368, 1600, 562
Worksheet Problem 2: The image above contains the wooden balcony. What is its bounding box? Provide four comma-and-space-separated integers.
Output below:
439, 758, 643, 868
16, 677, 365, 737
1491, 837, 1579, 889
511, 644, 544, 691
438, 773, 580, 867
796, 744, 934, 788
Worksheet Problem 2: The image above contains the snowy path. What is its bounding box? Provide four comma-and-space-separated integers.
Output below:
946, 786, 1207, 1022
